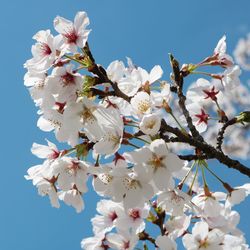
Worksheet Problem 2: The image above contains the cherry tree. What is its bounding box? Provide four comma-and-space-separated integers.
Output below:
24, 11, 250, 250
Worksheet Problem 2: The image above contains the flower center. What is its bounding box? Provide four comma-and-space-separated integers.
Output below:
145, 120, 156, 129
199, 238, 209, 248
80, 106, 96, 123
128, 209, 140, 220
55, 102, 66, 114
148, 154, 165, 171
123, 241, 130, 249
203, 86, 219, 101
123, 177, 141, 190
137, 100, 150, 114
40, 42, 52, 56
61, 72, 75, 86
195, 109, 209, 125
64, 30, 78, 44
48, 149, 60, 160
99, 173, 113, 184
109, 211, 118, 221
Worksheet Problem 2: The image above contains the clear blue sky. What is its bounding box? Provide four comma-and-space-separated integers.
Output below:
0, 1, 250, 249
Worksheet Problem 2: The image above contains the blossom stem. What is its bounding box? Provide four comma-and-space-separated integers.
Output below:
63, 54, 85, 65
200, 163, 209, 191
214, 99, 222, 111
188, 165, 198, 195
170, 112, 186, 132
127, 142, 140, 149
125, 124, 139, 128
134, 137, 150, 144
203, 164, 225, 185
190, 71, 213, 77
178, 160, 196, 190
62, 147, 76, 156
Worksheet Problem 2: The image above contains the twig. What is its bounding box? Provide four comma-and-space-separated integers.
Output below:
161, 120, 250, 177
216, 117, 237, 151
169, 54, 204, 142
83, 43, 131, 102
178, 154, 208, 161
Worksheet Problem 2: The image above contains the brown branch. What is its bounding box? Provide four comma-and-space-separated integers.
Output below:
82, 46, 250, 178
90, 88, 116, 99
161, 120, 250, 177
216, 117, 237, 151
169, 54, 204, 142
178, 154, 208, 161
83, 42, 131, 103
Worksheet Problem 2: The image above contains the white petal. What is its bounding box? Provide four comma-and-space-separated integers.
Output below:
149, 65, 163, 83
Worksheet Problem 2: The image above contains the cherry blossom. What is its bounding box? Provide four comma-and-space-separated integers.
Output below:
186, 103, 210, 133
183, 221, 225, 250
139, 113, 161, 136
81, 233, 106, 250
24, 30, 59, 73
54, 11, 90, 53
106, 230, 139, 250
130, 91, 152, 117
115, 203, 150, 233
158, 188, 191, 216
222, 65, 241, 90
213, 35, 234, 68
58, 189, 84, 213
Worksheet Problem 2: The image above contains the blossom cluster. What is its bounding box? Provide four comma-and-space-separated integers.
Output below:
24, 11, 250, 249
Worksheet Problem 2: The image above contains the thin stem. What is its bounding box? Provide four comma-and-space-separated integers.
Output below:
188, 165, 198, 194
73, 65, 86, 72
64, 54, 84, 65
214, 99, 222, 111
178, 160, 196, 189
200, 164, 208, 188
125, 124, 139, 128
190, 71, 213, 77
127, 142, 140, 149
209, 117, 220, 121
204, 165, 225, 185
170, 112, 186, 132
134, 136, 150, 144
62, 147, 76, 156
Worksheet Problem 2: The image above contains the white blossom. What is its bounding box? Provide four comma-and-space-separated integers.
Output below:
24, 30, 58, 73
183, 221, 224, 250
139, 113, 161, 136
58, 189, 84, 213
54, 11, 91, 53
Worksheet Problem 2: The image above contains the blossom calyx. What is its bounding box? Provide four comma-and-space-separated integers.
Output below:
236, 111, 250, 124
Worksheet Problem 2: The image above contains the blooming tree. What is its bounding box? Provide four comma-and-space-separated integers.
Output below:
24, 11, 250, 250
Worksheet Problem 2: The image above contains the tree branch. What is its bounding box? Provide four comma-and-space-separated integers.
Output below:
216, 117, 237, 151
169, 54, 204, 142
83, 42, 131, 102
161, 120, 250, 177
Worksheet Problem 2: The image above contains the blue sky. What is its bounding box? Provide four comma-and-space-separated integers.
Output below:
1, 0, 250, 249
